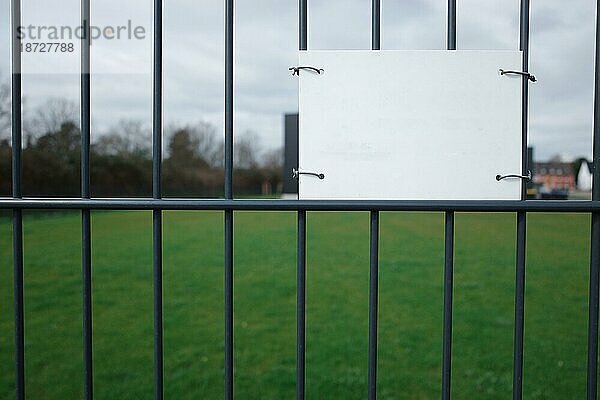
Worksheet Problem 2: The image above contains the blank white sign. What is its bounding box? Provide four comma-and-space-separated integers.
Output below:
297, 50, 523, 200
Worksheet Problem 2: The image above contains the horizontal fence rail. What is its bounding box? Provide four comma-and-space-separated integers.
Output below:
1, 198, 600, 212
5, 0, 600, 399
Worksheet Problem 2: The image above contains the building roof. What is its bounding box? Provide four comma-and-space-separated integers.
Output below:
534, 161, 574, 176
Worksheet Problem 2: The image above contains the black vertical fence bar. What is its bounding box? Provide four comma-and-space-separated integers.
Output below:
587, 1, 600, 398
81, 214, 92, 400
296, 210, 306, 400
589, 209, 600, 400
296, 1, 307, 399
10, 0, 24, 398
442, 212, 454, 399
447, 0, 456, 51
224, 0, 234, 399
368, 2, 381, 400
513, 212, 527, 400
299, 0, 307, 51
518, 0, 530, 202
152, 0, 164, 398
224, 0, 234, 199
513, 1, 530, 399
442, 2, 456, 399
368, 211, 379, 400
371, 0, 380, 50
12, 211, 24, 400
81, 0, 93, 398
224, 209, 233, 400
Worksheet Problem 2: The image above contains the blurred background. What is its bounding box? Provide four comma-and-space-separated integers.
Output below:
0, 1, 598, 399
0, 0, 597, 199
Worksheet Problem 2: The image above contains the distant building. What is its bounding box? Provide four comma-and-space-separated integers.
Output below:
282, 113, 298, 197
533, 161, 575, 192
577, 160, 592, 191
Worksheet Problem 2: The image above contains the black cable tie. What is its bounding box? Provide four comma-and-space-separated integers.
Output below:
293, 168, 325, 180
499, 69, 537, 82
496, 171, 532, 182
289, 66, 324, 76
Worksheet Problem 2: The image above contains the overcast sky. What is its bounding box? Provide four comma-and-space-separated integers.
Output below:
0, 0, 597, 160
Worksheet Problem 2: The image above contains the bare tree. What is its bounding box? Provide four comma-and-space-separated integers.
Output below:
235, 131, 260, 169
261, 146, 283, 169
165, 121, 223, 167
194, 121, 223, 167
25, 97, 78, 144
95, 119, 151, 156
0, 77, 10, 140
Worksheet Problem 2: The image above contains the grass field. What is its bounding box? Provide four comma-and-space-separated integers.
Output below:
0, 210, 595, 399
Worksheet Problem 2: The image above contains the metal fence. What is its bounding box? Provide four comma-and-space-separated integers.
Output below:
1, 0, 600, 399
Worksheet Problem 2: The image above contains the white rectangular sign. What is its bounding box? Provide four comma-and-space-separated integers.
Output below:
297, 50, 523, 200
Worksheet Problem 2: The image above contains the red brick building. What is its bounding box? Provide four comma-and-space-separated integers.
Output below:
533, 162, 575, 191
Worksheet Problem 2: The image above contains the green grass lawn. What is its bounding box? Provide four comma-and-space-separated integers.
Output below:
0, 210, 595, 399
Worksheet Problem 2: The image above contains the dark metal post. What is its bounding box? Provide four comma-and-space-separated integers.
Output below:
299, 0, 307, 51
81, 1, 93, 399
442, 212, 454, 400
371, 0, 380, 50
224, 0, 235, 399
297, 2, 308, 399
447, 0, 456, 51
368, 211, 379, 400
10, 1, 24, 398
513, 212, 527, 400
153, 0, 164, 398
519, 0, 530, 203
297, 209, 306, 400
225, 0, 234, 200
12, 212, 24, 400
368, 2, 381, 400
587, 1, 600, 398
224, 209, 233, 400
589, 212, 600, 400
513, 1, 530, 399
442, 2, 456, 399
10, 0, 21, 200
